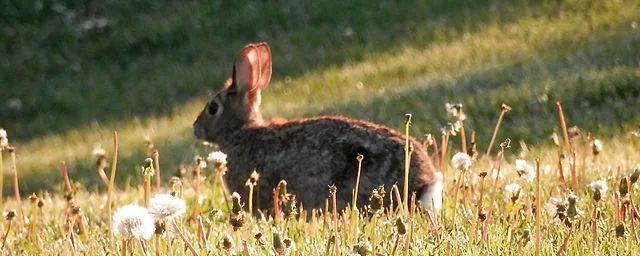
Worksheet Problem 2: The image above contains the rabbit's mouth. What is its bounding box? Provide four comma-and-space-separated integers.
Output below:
193, 123, 206, 140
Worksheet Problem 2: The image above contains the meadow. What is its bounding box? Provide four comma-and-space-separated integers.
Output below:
1, 0, 640, 254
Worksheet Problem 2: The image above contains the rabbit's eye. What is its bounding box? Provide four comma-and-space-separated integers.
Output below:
207, 102, 219, 115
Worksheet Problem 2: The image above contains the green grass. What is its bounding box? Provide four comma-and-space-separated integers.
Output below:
3, 0, 639, 192
1, 0, 640, 254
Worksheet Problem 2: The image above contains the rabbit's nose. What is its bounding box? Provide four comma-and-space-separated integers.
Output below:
193, 125, 204, 140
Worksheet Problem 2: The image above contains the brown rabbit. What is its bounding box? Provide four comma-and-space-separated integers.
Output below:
193, 42, 442, 212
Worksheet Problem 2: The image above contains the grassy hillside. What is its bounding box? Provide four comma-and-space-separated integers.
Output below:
1, 0, 639, 193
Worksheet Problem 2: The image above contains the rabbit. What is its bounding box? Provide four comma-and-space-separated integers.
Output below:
193, 42, 443, 212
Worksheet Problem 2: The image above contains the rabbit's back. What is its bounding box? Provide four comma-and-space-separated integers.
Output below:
222, 116, 437, 210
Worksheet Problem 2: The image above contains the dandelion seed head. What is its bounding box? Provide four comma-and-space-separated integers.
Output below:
592, 139, 603, 154
587, 179, 608, 196
544, 197, 563, 217
451, 152, 472, 171
504, 183, 522, 194
112, 204, 155, 240
92, 145, 106, 158
0, 128, 8, 147
207, 151, 227, 166
148, 194, 187, 221
515, 159, 535, 182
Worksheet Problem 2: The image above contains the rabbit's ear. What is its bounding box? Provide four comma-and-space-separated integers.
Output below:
232, 43, 272, 94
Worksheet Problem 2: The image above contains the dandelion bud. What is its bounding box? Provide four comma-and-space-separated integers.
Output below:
567, 194, 579, 219
283, 196, 298, 218
141, 158, 155, 177
221, 233, 233, 250
616, 223, 626, 237
620, 177, 629, 197
4, 210, 16, 221
395, 217, 407, 235
521, 229, 531, 242
283, 237, 294, 249
278, 180, 288, 198
29, 193, 38, 204
478, 212, 487, 222
328, 184, 337, 198
273, 230, 285, 255
500, 104, 512, 113
246, 170, 260, 186
231, 192, 243, 215
71, 206, 81, 216
353, 240, 373, 256
593, 188, 601, 202
631, 165, 640, 184
254, 232, 266, 246
368, 185, 385, 216
154, 221, 166, 235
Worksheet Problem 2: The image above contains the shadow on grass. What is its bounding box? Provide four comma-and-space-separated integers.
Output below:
13, 18, 640, 194
2, 0, 551, 140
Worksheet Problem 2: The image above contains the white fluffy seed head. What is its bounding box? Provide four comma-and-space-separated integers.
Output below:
504, 183, 521, 195
148, 194, 187, 221
207, 151, 228, 165
92, 145, 106, 158
515, 159, 535, 182
451, 152, 472, 171
0, 128, 8, 147
587, 179, 608, 196
112, 204, 155, 240
592, 139, 603, 154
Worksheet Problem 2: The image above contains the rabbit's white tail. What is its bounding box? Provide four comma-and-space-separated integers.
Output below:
419, 171, 443, 212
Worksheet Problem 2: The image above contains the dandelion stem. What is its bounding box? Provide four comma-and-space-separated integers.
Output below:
60, 161, 73, 198
570, 150, 578, 192
352, 154, 364, 209
403, 114, 412, 215
108, 131, 119, 244
483, 147, 505, 242
0, 150, 4, 205
555, 101, 572, 150
8, 148, 23, 231
535, 159, 541, 256
591, 200, 599, 251
193, 165, 201, 217
0, 218, 12, 251
390, 233, 401, 256
121, 238, 128, 256
460, 124, 467, 154
248, 184, 254, 216
153, 150, 161, 191
144, 175, 151, 207
171, 219, 199, 256
486, 104, 510, 156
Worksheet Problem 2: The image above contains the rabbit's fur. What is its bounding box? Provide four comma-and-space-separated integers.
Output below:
194, 42, 442, 211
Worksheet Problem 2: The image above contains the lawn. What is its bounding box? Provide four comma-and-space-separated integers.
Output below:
1, 0, 640, 254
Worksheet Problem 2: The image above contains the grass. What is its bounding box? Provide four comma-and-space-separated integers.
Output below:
1, 0, 640, 254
